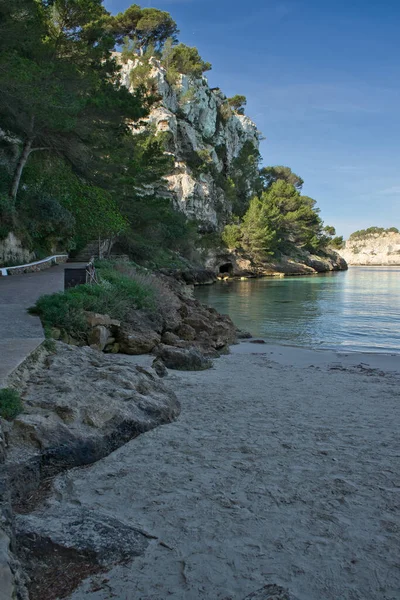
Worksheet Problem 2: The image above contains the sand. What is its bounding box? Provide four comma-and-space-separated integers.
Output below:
55, 343, 400, 600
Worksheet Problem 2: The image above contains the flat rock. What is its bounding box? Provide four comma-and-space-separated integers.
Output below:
16, 506, 148, 567
5, 344, 180, 503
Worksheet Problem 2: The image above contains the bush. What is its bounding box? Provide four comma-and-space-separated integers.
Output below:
0, 388, 23, 420
31, 265, 155, 339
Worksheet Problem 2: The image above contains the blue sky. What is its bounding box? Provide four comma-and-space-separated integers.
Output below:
105, 0, 400, 237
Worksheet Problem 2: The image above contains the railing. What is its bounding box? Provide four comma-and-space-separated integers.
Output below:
0, 254, 69, 277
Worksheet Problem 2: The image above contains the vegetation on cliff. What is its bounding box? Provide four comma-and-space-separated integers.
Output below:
222, 166, 343, 259
0, 0, 196, 264
0, 0, 343, 271
349, 227, 399, 240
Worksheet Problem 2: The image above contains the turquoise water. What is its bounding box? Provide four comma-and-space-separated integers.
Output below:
195, 267, 400, 354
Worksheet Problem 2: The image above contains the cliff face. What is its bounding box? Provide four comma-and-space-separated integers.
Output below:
338, 232, 400, 265
119, 57, 260, 230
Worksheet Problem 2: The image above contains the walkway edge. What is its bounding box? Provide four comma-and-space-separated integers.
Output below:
0, 254, 68, 277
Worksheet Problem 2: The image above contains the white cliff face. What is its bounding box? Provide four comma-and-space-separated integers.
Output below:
118, 56, 260, 230
338, 232, 400, 265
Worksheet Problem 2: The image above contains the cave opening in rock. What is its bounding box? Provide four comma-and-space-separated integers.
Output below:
219, 263, 233, 275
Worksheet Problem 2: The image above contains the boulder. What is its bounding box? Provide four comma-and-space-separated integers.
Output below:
175, 322, 196, 341
155, 344, 212, 371
117, 328, 161, 355
183, 314, 213, 334
88, 325, 111, 351
16, 507, 148, 568
161, 331, 182, 346
152, 358, 168, 378
84, 312, 120, 329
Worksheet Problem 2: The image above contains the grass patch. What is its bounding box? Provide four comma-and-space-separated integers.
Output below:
0, 388, 23, 420
30, 264, 155, 340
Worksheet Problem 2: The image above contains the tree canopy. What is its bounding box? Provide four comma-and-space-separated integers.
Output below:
223, 169, 336, 257
260, 165, 304, 191
110, 5, 179, 54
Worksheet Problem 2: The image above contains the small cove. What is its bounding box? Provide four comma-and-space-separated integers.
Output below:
195, 266, 400, 354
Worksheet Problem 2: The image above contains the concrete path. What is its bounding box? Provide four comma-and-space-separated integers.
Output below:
0, 263, 85, 386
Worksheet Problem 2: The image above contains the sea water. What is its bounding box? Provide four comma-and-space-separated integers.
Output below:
195, 266, 400, 353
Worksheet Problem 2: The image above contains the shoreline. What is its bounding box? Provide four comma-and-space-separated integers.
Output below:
17, 341, 399, 600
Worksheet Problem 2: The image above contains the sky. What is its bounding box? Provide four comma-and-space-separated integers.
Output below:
104, 0, 400, 238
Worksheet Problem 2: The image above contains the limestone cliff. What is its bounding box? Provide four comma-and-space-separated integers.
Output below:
119, 56, 261, 230
338, 231, 400, 265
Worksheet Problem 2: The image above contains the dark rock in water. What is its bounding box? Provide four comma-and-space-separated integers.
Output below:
155, 344, 212, 371
152, 358, 168, 377
236, 329, 253, 339
249, 339, 266, 344
242, 584, 298, 600
16, 507, 148, 567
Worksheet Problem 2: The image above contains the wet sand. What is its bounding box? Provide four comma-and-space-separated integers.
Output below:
56, 343, 400, 600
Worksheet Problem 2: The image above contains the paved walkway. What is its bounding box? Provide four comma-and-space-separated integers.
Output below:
0, 263, 85, 386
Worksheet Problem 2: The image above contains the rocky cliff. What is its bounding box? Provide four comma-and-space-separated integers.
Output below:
338, 231, 400, 265
119, 56, 261, 230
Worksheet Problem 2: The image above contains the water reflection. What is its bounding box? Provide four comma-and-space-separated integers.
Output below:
195, 267, 400, 353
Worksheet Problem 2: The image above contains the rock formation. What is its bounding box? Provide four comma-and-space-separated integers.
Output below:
119, 56, 260, 230
338, 231, 400, 265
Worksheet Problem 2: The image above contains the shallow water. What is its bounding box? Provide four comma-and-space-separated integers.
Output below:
195, 266, 400, 353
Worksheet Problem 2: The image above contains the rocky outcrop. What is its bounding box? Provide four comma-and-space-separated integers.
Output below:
0, 233, 34, 269
119, 55, 260, 230
0, 425, 29, 600
54, 274, 237, 361
206, 247, 347, 277
338, 231, 400, 265
16, 505, 149, 599
4, 344, 180, 505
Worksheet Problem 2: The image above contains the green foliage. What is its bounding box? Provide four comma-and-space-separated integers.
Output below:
241, 196, 280, 255
349, 227, 399, 239
164, 44, 211, 79
110, 5, 179, 54
129, 59, 156, 91
226, 141, 262, 216
121, 36, 137, 63
228, 95, 247, 114
330, 236, 345, 249
31, 265, 155, 338
260, 166, 304, 191
0, 0, 148, 202
224, 169, 335, 259
222, 223, 242, 249
20, 157, 127, 251
0, 388, 23, 420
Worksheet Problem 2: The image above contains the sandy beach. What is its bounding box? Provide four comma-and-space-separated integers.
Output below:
44, 342, 400, 600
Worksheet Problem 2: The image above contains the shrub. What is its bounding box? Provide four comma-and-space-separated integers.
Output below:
227, 95, 247, 113
31, 265, 155, 339
0, 388, 23, 420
